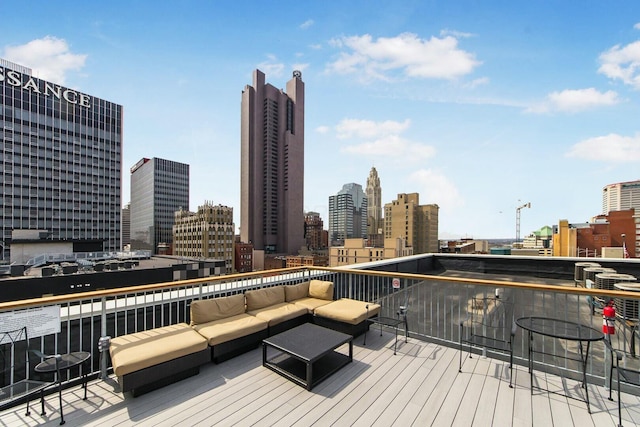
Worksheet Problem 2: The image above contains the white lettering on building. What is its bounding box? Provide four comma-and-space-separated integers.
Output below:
0, 66, 91, 108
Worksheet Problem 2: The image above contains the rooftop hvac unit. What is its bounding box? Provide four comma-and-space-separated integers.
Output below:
614, 281, 640, 320
584, 267, 616, 288
595, 272, 636, 291
574, 262, 601, 286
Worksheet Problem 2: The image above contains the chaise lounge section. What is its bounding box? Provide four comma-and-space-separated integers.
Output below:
109, 323, 209, 397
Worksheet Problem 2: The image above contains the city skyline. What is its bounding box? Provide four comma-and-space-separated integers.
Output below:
2, 2, 640, 239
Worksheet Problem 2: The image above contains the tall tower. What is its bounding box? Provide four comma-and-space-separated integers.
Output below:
130, 157, 189, 254
328, 183, 368, 246
366, 167, 382, 244
603, 180, 640, 214
240, 69, 305, 254
384, 193, 439, 254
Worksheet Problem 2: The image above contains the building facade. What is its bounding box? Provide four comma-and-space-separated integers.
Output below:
121, 203, 130, 249
234, 240, 253, 273
304, 211, 325, 250
384, 193, 439, 254
240, 69, 305, 255
366, 166, 383, 245
0, 59, 122, 259
328, 183, 368, 246
173, 202, 235, 272
328, 237, 413, 267
553, 210, 637, 258
130, 157, 189, 254
603, 180, 640, 215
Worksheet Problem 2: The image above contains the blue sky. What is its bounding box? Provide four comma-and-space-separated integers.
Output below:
3, 1, 640, 239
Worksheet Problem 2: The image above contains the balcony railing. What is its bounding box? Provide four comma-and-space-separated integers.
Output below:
2, 255, 640, 400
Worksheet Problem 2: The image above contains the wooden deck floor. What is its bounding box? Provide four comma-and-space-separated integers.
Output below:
2, 330, 639, 427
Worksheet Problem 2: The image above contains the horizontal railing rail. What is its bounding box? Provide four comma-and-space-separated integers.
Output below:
2, 263, 640, 399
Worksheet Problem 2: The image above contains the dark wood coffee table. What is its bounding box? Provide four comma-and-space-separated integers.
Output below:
262, 323, 353, 391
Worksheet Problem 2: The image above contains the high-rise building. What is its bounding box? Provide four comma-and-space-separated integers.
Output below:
603, 180, 640, 214
121, 203, 131, 249
130, 157, 189, 253
0, 59, 122, 258
304, 211, 325, 250
366, 166, 383, 245
328, 183, 368, 246
240, 69, 305, 255
384, 193, 439, 254
173, 202, 235, 272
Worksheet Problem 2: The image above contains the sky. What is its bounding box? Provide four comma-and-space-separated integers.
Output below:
2, 1, 640, 240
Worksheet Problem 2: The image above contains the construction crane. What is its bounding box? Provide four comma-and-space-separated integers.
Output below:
515, 202, 531, 248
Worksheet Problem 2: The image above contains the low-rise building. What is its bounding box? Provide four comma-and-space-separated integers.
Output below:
173, 203, 235, 272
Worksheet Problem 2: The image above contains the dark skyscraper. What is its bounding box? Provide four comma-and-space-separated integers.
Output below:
240, 69, 305, 254
130, 157, 189, 253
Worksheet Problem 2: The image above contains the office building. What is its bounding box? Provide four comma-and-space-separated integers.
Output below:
240, 69, 305, 255
603, 180, 640, 215
384, 193, 439, 254
366, 166, 383, 241
329, 237, 413, 267
328, 183, 368, 246
130, 157, 189, 253
173, 202, 235, 272
0, 58, 122, 258
234, 240, 253, 273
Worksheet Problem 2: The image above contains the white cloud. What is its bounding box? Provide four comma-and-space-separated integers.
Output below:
463, 77, 490, 89
326, 32, 480, 82
315, 125, 330, 134
258, 54, 284, 77
3, 36, 87, 85
598, 39, 640, 89
439, 29, 474, 39
566, 133, 640, 162
526, 88, 619, 113
309, 44, 322, 50
635, 23, 640, 30
335, 118, 435, 163
336, 118, 411, 139
408, 169, 463, 210
300, 19, 314, 30
342, 134, 436, 162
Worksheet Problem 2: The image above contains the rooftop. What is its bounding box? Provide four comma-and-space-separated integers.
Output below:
1, 330, 636, 426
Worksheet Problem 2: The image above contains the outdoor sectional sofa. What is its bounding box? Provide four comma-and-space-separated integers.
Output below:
109, 280, 380, 396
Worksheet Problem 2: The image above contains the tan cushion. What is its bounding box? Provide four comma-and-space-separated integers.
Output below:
314, 298, 381, 325
190, 294, 245, 325
284, 282, 310, 302
309, 280, 334, 300
245, 286, 285, 311
247, 303, 308, 326
192, 314, 268, 346
293, 297, 333, 313
109, 323, 208, 377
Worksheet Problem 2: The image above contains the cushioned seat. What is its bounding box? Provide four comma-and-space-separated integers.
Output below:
248, 302, 308, 326
245, 286, 309, 335
193, 314, 268, 346
286, 280, 335, 313
190, 293, 269, 362
313, 298, 381, 337
109, 323, 209, 396
110, 323, 208, 377
314, 298, 381, 325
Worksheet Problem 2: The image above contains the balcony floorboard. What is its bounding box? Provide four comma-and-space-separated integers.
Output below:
1, 330, 639, 426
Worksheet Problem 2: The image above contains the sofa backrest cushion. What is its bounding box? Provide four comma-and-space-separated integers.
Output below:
245, 286, 285, 311
285, 282, 310, 302
190, 293, 245, 325
309, 280, 334, 301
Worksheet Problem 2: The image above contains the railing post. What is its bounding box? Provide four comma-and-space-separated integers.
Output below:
100, 296, 108, 379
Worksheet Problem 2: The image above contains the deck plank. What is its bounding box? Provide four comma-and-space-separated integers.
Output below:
1, 330, 638, 427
